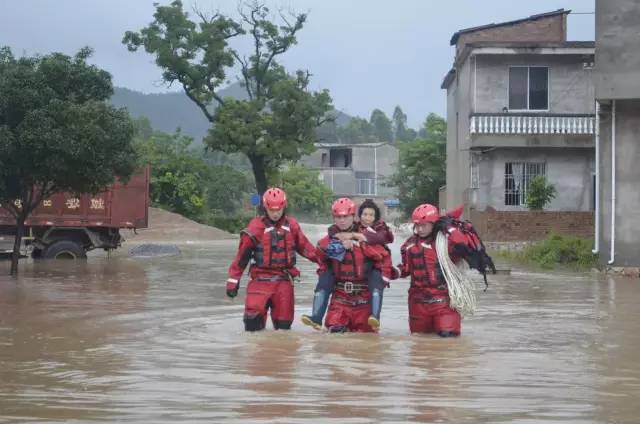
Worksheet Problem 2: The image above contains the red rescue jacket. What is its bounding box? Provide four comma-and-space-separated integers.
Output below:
399, 225, 469, 293
360, 220, 394, 245
227, 215, 317, 283
326, 222, 395, 282
317, 224, 387, 283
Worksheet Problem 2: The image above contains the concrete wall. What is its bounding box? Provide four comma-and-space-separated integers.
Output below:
470, 210, 594, 242
445, 56, 473, 211
594, 0, 640, 100
475, 54, 595, 114
444, 80, 457, 213
471, 134, 594, 149
473, 148, 594, 211
305, 144, 398, 198
319, 168, 353, 195
597, 100, 640, 266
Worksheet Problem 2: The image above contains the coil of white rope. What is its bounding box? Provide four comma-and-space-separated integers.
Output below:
436, 231, 477, 317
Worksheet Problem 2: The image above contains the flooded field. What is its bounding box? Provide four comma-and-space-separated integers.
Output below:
1, 233, 640, 423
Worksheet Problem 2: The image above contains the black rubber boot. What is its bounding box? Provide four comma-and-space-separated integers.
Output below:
437, 331, 458, 338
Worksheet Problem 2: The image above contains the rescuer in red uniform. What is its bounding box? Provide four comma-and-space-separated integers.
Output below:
225, 188, 317, 331
310, 197, 390, 333
301, 198, 396, 330
399, 203, 472, 337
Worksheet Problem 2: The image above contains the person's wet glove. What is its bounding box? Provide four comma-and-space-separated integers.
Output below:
226, 279, 239, 298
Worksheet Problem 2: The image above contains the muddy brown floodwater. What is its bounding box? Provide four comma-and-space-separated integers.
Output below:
1, 227, 640, 423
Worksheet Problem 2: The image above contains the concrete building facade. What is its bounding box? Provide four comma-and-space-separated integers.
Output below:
442, 10, 596, 217
301, 143, 400, 218
594, 0, 640, 267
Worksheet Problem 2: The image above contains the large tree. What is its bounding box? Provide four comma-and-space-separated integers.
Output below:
134, 128, 210, 219
389, 113, 447, 216
273, 164, 333, 219
0, 47, 138, 275
337, 117, 376, 144
134, 122, 252, 219
392, 105, 407, 142
369, 109, 393, 143
123, 0, 333, 196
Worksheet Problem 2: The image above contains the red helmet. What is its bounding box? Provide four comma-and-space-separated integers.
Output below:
262, 187, 287, 209
332, 197, 356, 216
411, 203, 439, 224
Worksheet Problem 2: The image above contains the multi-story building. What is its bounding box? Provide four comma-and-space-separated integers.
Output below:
441, 9, 596, 216
594, 0, 640, 267
302, 142, 400, 218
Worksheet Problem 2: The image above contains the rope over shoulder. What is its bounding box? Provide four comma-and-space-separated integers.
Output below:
435, 231, 477, 317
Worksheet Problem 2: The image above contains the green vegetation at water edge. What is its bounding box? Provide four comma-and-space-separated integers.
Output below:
498, 234, 597, 270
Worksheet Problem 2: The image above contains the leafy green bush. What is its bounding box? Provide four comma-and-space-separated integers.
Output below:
271, 164, 333, 219
526, 176, 556, 210
500, 233, 597, 270
135, 124, 252, 225
388, 113, 446, 217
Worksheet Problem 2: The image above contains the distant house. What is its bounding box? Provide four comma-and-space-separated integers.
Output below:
301, 143, 400, 218
441, 9, 597, 240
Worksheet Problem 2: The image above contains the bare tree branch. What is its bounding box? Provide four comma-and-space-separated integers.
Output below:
278, 9, 293, 29
230, 50, 253, 100
192, 3, 220, 24
182, 86, 216, 122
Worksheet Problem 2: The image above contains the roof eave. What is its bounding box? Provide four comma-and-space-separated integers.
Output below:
441, 69, 456, 90
450, 9, 571, 45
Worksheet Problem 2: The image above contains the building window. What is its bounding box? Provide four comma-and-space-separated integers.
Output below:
329, 148, 352, 168
504, 162, 546, 206
509, 66, 548, 110
357, 179, 375, 195
321, 152, 328, 167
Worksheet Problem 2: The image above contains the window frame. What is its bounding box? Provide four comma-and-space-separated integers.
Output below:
508, 66, 550, 112
329, 148, 352, 168
357, 178, 375, 195
504, 161, 547, 207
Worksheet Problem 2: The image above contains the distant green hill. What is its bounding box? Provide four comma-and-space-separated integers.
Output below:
111, 83, 248, 143
110, 83, 351, 144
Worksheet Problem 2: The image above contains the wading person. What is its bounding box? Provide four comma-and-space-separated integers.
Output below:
399, 203, 478, 337
301, 199, 395, 330
303, 198, 391, 333
225, 187, 317, 331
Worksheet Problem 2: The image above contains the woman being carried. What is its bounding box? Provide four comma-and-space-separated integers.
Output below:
301, 199, 395, 330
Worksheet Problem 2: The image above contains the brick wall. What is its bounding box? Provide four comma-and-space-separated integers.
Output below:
456, 14, 566, 56
470, 210, 594, 242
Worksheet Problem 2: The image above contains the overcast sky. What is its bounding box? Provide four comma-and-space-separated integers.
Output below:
1, 0, 594, 127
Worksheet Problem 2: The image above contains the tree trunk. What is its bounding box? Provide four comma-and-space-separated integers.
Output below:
10, 214, 25, 276
249, 154, 268, 196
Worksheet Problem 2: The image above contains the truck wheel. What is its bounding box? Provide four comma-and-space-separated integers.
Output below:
43, 241, 87, 260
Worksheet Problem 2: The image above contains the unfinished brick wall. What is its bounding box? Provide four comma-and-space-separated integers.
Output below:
456, 14, 566, 56
470, 210, 594, 242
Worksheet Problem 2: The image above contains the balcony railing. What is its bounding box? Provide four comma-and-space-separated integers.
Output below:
470, 113, 595, 135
